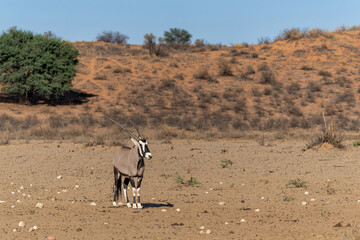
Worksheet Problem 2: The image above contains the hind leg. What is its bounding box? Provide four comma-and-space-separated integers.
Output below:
113, 167, 120, 206
123, 177, 131, 208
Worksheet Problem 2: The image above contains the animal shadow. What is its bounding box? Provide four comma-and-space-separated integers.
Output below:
142, 202, 173, 209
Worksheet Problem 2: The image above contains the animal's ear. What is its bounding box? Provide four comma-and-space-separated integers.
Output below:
131, 138, 139, 147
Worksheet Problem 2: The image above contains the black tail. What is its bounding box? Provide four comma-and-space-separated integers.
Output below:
113, 167, 121, 202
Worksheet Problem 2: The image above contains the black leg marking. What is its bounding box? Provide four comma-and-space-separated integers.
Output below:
113, 167, 120, 202
123, 177, 130, 204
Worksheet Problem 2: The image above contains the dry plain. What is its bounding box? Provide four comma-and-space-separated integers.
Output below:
1, 139, 360, 239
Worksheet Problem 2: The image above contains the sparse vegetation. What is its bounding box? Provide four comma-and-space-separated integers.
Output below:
306, 113, 344, 149
286, 178, 307, 188
174, 173, 201, 188
96, 31, 129, 44
221, 159, 234, 168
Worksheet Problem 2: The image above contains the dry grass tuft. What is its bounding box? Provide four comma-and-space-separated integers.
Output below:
306, 113, 344, 150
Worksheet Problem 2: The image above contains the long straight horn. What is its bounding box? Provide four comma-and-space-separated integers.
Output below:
103, 114, 139, 140
129, 120, 144, 139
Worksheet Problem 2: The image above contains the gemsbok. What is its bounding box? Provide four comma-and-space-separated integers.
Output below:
104, 115, 152, 209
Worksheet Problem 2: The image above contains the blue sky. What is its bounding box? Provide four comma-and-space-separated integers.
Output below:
1, 0, 360, 45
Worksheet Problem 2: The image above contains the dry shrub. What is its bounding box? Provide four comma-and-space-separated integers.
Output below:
306, 114, 344, 149
194, 67, 218, 83
259, 69, 276, 84
318, 70, 332, 77
218, 60, 233, 76
287, 82, 301, 95
307, 81, 321, 92
305, 28, 328, 38
0, 134, 9, 145
301, 65, 314, 71
276, 28, 304, 41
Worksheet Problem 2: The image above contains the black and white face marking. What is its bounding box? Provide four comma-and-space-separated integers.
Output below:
139, 139, 152, 160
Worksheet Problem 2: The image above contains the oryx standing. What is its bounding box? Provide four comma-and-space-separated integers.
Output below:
104, 115, 152, 209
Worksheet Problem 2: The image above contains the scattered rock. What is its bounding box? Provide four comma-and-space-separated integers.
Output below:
199, 226, 205, 230
255, 209, 260, 212
219, 202, 225, 206
240, 219, 246, 223
225, 222, 229, 225
302, 202, 307, 206
0, 200, 5, 203
20, 185, 24, 190
90, 202, 96, 206
304, 191, 309, 195
161, 209, 167, 212
199, 230, 204, 234
206, 229, 211, 234
16, 200, 21, 204
47, 236, 56, 240
334, 222, 342, 227
35, 203, 44, 208
311, 198, 315, 202
57, 175, 62, 179
18, 221, 25, 227
29, 226, 38, 232
176, 208, 181, 212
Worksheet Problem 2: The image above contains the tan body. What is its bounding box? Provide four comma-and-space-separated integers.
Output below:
113, 146, 145, 177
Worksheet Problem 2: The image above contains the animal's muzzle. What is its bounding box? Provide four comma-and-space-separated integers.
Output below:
145, 153, 152, 160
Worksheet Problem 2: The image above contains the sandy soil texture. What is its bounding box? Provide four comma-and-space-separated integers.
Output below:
1, 139, 360, 239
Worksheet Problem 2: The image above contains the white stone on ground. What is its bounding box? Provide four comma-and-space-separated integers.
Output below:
90, 202, 96, 206
57, 175, 62, 179
219, 202, 225, 206
161, 209, 167, 212
199, 226, 205, 230
18, 221, 25, 227
16, 200, 21, 203
311, 198, 315, 202
206, 229, 211, 234
225, 222, 229, 225
35, 203, 44, 208
176, 208, 181, 212
255, 209, 260, 212
302, 201, 307, 206
0, 200, 5, 203
240, 219, 246, 223
304, 191, 309, 195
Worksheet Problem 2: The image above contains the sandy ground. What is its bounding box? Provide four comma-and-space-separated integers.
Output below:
1, 139, 360, 239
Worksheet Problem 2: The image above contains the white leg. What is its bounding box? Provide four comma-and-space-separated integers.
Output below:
124, 188, 131, 208
112, 201, 117, 207
136, 188, 142, 209
132, 187, 137, 208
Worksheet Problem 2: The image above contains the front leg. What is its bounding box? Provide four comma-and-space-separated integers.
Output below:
129, 177, 137, 208
136, 177, 143, 209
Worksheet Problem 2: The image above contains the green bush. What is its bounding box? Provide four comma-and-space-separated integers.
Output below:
0, 29, 78, 104
164, 28, 192, 44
